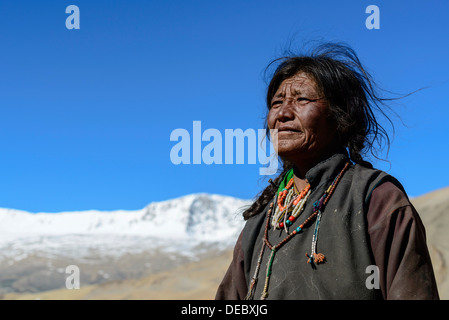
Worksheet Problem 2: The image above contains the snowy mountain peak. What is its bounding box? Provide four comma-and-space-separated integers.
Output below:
0, 193, 251, 243
0, 193, 252, 295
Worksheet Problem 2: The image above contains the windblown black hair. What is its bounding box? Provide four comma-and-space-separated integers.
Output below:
242, 42, 400, 220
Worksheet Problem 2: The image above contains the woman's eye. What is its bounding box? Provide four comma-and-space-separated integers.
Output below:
297, 97, 312, 102
271, 100, 282, 108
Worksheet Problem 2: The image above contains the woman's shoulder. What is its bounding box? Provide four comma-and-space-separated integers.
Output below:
350, 163, 409, 205
351, 164, 417, 227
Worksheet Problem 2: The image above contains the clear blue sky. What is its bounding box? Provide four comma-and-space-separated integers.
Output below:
0, 0, 448, 212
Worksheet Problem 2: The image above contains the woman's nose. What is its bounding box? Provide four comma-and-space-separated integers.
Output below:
277, 99, 295, 120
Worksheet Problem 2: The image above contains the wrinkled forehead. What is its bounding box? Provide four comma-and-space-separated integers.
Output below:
273, 72, 320, 99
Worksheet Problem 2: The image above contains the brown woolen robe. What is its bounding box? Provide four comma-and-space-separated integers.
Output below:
215, 154, 439, 300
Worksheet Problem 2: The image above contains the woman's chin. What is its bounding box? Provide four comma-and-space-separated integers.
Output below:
276, 146, 306, 160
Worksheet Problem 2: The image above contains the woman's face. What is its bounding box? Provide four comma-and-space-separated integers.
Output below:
267, 72, 339, 165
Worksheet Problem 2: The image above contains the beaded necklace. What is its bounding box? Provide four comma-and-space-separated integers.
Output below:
271, 180, 311, 232
244, 162, 350, 300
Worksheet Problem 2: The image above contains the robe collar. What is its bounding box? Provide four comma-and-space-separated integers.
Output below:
304, 152, 350, 189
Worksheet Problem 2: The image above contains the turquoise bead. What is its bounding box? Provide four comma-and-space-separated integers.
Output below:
296, 226, 302, 232
285, 220, 292, 226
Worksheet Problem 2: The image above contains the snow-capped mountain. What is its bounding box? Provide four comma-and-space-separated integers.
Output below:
0, 193, 251, 294
0, 193, 250, 242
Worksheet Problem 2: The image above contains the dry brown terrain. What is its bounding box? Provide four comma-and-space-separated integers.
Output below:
3, 250, 233, 300
410, 186, 449, 299
3, 186, 449, 300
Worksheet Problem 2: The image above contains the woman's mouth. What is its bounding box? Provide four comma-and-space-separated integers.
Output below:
277, 126, 302, 133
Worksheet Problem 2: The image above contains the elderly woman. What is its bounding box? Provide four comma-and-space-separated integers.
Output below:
215, 43, 439, 300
